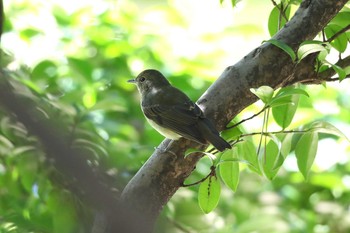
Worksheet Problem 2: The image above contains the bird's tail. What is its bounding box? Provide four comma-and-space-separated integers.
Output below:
198, 119, 231, 152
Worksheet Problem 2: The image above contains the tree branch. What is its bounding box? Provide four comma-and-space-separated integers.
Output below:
121, 0, 349, 231
0, 72, 145, 233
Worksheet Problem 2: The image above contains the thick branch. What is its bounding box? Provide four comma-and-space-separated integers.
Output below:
0, 73, 144, 233
121, 0, 348, 231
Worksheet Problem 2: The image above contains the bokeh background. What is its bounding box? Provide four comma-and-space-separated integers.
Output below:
1, 0, 350, 232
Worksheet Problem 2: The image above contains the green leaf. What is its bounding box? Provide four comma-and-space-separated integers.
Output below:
280, 133, 293, 158
231, 0, 239, 7
250, 86, 274, 104
19, 28, 42, 40
220, 125, 242, 141
31, 60, 58, 80
219, 148, 240, 192
237, 140, 261, 174
268, 4, 291, 36
18, 153, 38, 192
330, 12, 350, 28
270, 86, 309, 107
272, 94, 300, 129
274, 86, 309, 98
309, 121, 349, 141
325, 24, 348, 52
330, 64, 347, 81
297, 41, 328, 62
266, 39, 296, 61
263, 139, 280, 180
295, 132, 318, 179
52, 6, 71, 26
68, 57, 93, 80
271, 132, 293, 171
198, 175, 221, 214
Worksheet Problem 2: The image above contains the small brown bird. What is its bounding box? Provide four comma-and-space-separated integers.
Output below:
128, 69, 231, 152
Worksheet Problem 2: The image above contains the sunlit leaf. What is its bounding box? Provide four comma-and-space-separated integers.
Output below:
270, 86, 309, 103
280, 132, 293, 158
330, 64, 347, 81
31, 60, 57, 80
219, 148, 239, 192
83, 89, 96, 108
295, 132, 318, 179
272, 94, 300, 129
309, 121, 349, 141
268, 4, 291, 36
297, 41, 328, 62
237, 140, 261, 174
250, 86, 274, 104
198, 175, 221, 214
266, 39, 296, 61
325, 24, 348, 52
263, 139, 280, 180
19, 28, 42, 41
221, 125, 242, 141
330, 11, 350, 28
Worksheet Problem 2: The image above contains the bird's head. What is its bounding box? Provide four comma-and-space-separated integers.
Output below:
128, 69, 170, 95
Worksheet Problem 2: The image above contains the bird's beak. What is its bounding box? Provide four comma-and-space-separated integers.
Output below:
127, 79, 136, 83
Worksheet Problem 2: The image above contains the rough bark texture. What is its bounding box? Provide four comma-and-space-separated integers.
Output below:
121, 0, 349, 231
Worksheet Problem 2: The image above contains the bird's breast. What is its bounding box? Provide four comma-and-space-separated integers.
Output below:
146, 118, 182, 140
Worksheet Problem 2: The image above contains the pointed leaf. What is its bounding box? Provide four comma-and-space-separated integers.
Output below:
198, 175, 221, 214
325, 24, 348, 52
221, 125, 242, 140
263, 139, 280, 180
250, 86, 274, 104
297, 41, 327, 62
295, 132, 318, 179
237, 140, 261, 174
268, 4, 291, 36
331, 64, 346, 81
309, 121, 349, 141
274, 86, 309, 98
219, 148, 240, 192
280, 132, 293, 158
266, 39, 296, 61
272, 95, 300, 129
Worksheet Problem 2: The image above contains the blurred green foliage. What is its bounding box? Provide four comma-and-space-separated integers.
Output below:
0, 0, 350, 232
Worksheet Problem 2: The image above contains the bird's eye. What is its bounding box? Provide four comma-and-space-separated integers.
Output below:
139, 76, 146, 82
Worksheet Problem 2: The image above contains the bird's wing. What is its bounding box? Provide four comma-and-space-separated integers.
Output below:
142, 101, 206, 143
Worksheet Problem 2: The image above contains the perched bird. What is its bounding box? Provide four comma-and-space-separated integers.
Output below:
128, 69, 231, 152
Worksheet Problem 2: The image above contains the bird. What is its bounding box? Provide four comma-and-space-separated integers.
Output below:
128, 69, 231, 152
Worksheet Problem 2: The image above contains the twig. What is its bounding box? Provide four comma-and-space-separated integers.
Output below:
226, 106, 269, 130
322, 29, 326, 42
271, 0, 289, 22
182, 166, 216, 187
240, 129, 311, 138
